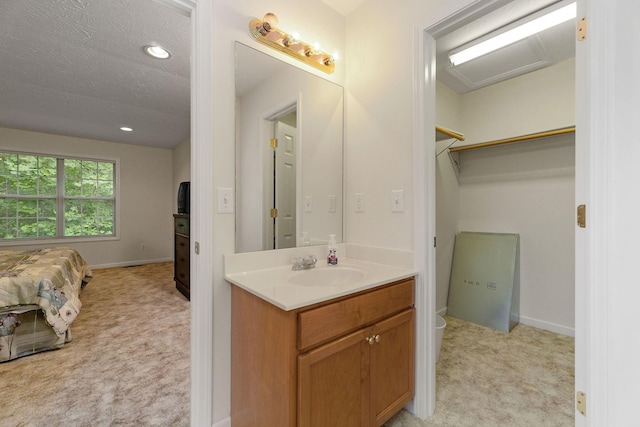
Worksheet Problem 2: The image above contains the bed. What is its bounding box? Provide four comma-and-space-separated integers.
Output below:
0, 247, 92, 362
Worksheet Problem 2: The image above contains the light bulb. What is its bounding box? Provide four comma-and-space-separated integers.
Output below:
263, 13, 279, 30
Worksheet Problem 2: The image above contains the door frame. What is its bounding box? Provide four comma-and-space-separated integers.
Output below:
157, 0, 216, 425
413, 0, 592, 422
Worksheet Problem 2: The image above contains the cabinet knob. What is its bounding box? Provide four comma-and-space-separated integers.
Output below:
365, 335, 380, 345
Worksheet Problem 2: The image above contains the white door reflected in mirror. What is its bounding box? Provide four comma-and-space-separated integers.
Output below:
235, 42, 344, 253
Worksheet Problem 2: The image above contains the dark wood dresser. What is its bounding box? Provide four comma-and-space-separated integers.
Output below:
173, 214, 190, 300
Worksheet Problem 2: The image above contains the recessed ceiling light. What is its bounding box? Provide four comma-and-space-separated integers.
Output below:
120, 126, 133, 132
144, 45, 171, 60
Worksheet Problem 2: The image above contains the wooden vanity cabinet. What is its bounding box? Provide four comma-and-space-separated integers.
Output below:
231, 277, 415, 427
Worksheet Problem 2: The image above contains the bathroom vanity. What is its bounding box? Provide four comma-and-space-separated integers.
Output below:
226, 255, 416, 427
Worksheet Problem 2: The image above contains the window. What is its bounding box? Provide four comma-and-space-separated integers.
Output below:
0, 151, 116, 240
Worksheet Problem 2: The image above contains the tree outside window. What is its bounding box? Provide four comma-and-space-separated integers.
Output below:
0, 152, 115, 240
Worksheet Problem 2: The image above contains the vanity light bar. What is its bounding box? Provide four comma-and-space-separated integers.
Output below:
249, 13, 336, 74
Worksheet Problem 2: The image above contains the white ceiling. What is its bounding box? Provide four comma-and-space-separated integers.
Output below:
435, 0, 575, 94
321, 0, 368, 16
0, 0, 190, 149
0, 0, 574, 149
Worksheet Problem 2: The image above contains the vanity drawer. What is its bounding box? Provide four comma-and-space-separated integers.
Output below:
297, 278, 414, 351
174, 216, 189, 236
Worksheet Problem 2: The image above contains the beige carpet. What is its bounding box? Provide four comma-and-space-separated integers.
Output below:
385, 316, 575, 426
2, 262, 573, 426
1, 262, 190, 427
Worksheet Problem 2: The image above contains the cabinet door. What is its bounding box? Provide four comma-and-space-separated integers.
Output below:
298, 328, 370, 427
369, 308, 415, 426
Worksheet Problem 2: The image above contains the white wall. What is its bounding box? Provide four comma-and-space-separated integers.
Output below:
457, 136, 575, 333
0, 126, 174, 268
435, 81, 462, 313
172, 138, 190, 213
460, 58, 575, 147
345, 0, 448, 250
212, 1, 345, 422
434, 59, 576, 334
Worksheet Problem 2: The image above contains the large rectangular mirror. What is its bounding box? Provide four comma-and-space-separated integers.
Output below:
235, 42, 344, 253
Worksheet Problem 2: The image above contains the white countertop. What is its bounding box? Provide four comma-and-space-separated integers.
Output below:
225, 257, 416, 311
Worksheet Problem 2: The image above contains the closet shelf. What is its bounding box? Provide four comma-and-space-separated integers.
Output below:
436, 125, 465, 142
449, 126, 575, 153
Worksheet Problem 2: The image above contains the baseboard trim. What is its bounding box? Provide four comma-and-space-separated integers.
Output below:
518, 315, 575, 337
91, 257, 173, 270
212, 416, 231, 427
438, 306, 574, 337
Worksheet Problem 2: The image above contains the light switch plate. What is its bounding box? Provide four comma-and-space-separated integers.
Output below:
391, 190, 405, 213
217, 187, 234, 214
304, 196, 313, 212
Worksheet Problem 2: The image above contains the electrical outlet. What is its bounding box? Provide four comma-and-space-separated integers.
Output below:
355, 193, 365, 212
328, 195, 337, 213
140, 243, 145, 251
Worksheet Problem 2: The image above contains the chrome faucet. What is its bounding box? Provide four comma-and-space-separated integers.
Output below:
292, 255, 317, 270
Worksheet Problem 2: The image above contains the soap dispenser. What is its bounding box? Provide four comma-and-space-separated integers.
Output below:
327, 234, 338, 265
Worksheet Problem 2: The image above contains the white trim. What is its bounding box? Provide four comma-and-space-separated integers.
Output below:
518, 315, 575, 337
212, 416, 231, 427
414, 0, 524, 419
165, 0, 215, 426
412, 20, 434, 418
89, 257, 173, 270
577, 0, 609, 424
439, 306, 575, 336
0, 236, 119, 247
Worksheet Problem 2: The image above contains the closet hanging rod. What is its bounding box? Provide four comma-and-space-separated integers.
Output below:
436, 125, 465, 141
449, 126, 575, 153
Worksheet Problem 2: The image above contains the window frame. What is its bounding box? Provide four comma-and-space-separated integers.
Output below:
0, 149, 120, 246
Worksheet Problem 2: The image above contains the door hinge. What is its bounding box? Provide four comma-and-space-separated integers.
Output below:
577, 391, 586, 416
578, 18, 587, 41
577, 204, 586, 228
270, 208, 278, 218
434, 236, 437, 248
270, 138, 278, 149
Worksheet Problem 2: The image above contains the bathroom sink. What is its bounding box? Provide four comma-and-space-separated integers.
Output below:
287, 266, 366, 287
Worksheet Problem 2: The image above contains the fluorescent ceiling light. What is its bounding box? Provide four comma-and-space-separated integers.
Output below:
449, 2, 576, 66
120, 126, 133, 132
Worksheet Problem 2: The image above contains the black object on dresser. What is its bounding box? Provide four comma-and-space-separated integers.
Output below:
173, 214, 190, 300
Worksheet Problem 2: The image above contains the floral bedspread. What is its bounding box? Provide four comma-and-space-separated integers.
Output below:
0, 247, 92, 337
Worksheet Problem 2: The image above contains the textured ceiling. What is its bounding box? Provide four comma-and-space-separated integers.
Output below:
0, 0, 573, 149
0, 0, 190, 148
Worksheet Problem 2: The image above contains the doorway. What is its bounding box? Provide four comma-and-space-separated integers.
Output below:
263, 108, 299, 250
413, 0, 582, 420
